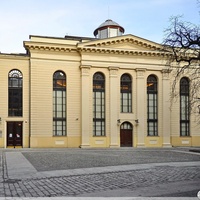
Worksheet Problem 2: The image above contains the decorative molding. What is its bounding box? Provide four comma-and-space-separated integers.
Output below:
109, 67, 119, 77
0, 53, 29, 60
136, 68, 146, 78
80, 65, 91, 76
81, 35, 163, 51
24, 42, 77, 53
162, 68, 171, 79
24, 40, 171, 57
95, 38, 158, 49
77, 46, 170, 57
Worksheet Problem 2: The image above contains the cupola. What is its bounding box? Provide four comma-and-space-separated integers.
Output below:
94, 19, 125, 39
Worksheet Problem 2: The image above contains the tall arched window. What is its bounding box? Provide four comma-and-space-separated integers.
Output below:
53, 71, 66, 136
93, 72, 105, 136
180, 77, 190, 136
147, 75, 158, 136
8, 69, 23, 116
121, 74, 132, 113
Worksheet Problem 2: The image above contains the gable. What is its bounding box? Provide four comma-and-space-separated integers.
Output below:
102, 42, 148, 51
78, 34, 163, 52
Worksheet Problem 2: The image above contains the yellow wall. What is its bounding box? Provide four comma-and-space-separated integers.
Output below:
30, 136, 81, 148
0, 54, 30, 148
145, 137, 163, 147
0, 34, 200, 148
29, 50, 81, 144
171, 136, 192, 147
90, 137, 110, 148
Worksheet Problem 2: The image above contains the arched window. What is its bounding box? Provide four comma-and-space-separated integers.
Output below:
53, 71, 66, 136
120, 122, 132, 130
147, 75, 158, 136
93, 72, 105, 136
8, 69, 23, 116
121, 74, 132, 113
180, 77, 190, 136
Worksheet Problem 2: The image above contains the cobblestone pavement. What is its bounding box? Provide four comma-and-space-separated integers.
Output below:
2, 165, 200, 197
0, 148, 200, 198
21, 148, 200, 171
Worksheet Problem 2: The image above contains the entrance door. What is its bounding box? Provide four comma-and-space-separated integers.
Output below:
7, 122, 23, 147
120, 122, 133, 147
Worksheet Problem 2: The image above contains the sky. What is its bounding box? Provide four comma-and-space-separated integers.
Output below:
0, 0, 199, 53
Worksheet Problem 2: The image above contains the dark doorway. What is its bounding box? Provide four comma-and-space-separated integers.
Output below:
120, 122, 133, 147
7, 122, 23, 147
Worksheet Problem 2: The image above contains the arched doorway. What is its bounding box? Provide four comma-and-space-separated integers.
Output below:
120, 122, 133, 147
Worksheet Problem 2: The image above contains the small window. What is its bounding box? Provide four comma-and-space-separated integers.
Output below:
120, 122, 132, 130
99, 29, 108, 39
109, 28, 118, 37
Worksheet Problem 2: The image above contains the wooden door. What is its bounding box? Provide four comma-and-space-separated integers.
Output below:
7, 122, 23, 147
120, 122, 133, 147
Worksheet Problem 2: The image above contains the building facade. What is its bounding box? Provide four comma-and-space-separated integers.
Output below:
0, 19, 200, 148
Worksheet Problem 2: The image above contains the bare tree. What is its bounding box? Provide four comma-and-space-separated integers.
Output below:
162, 15, 200, 116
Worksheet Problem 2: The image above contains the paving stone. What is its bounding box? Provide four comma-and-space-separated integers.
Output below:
2, 165, 197, 197
0, 148, 200, 198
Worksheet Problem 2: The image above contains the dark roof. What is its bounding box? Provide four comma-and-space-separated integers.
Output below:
94, 19, 125, 36
64, 35, 96, 41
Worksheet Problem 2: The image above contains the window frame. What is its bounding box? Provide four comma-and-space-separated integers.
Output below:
53, 71, 66, 136
180, 77, 190, 136
147, 75, 158, 136
120, 74, 132, 113
8, 69, 23, 117
93, 72, 105, 136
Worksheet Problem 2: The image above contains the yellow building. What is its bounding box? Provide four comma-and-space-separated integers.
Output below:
0, 19, 199, 148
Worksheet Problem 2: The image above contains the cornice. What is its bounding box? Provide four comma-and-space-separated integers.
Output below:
77, 46, 171, 57
0, 53, 29, 60
23, 40, 171, 57
24, 42, 77, 53
94, 38, 159, 50
79, 34, 163, 51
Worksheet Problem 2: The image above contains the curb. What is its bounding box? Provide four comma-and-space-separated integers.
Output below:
189, 149, 200, 153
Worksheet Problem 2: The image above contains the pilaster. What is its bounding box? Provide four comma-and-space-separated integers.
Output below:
136, 68, 146, 147
162, 69, 172, 147
80, 65, 91, 148
109, 67, 119, 148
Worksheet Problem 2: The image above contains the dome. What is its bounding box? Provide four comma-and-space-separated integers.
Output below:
94, 19, 125, 39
